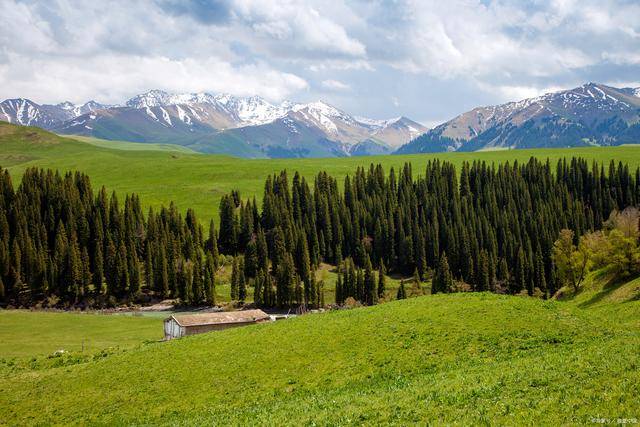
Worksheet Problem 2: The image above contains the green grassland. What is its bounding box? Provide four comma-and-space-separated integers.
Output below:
67, 135, 198, 153
1, 275, 638, 425
0, 311, 162, 358
3, 122, 640, 226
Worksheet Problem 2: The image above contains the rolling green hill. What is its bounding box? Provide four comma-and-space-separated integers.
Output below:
4, 121, 640, 226
67, 135, 198, 153
1, 280, 638, 425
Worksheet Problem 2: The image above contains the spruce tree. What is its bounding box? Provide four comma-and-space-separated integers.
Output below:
478, 250, 490, 292
433, 253, 453, 294
396, 280, 407, 300
410, 268, 422, 297
377, 261, 387, 299
238, 257, 246, 303
230, 257, 239, 301
363, 256, 377, 305
335, 270, 343, 305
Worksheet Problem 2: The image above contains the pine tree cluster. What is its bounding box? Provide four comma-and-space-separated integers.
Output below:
0, 168, 217, 307
219, 158, 640, 304
0, 156, 637, 308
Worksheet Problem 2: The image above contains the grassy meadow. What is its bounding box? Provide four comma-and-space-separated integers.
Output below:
1, 276, 638, 424
0, 311, 162, 358
4, 122, 640, 226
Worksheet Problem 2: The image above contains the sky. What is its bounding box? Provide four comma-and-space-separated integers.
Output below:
1, 0, 639, 127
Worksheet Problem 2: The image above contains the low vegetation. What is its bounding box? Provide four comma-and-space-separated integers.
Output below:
1, 286, 638, 424
553, 207, 640, 293
0, 311, 161, 359
1, 122, 640, 424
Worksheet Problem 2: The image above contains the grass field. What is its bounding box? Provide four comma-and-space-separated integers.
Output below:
3, 122, 640, 225
0, 275, 638, 425
67, 135, 198, 153
0, 311, 162, 358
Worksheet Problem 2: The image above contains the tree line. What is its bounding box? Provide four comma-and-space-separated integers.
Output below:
0, 168, 217, 307
218, 157, 639, 305
0, 157, 638, 308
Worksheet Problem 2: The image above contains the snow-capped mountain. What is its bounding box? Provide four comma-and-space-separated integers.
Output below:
397, 83, 640, 154
0, 98, 110, 129
1, 90, 426, 158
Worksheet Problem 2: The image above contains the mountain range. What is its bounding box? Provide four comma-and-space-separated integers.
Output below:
397, 83, 640, 154
0, 91, 426, 158
2, 82, 639, 157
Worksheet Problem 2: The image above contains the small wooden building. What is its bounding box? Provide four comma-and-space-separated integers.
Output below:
163, 309, 271, 340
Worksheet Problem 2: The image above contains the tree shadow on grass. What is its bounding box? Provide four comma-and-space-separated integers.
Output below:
577, 271, 634, 308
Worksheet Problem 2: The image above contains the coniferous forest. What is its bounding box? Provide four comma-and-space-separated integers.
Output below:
1, 157, 639, 308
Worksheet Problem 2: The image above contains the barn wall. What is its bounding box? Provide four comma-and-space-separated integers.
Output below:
183, 321, 259, 336
164, 318, 185, 340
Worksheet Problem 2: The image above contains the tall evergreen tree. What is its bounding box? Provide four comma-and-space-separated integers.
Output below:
377, 261, 387, 299
433, 253, 453, 294
396, 280, 407, 300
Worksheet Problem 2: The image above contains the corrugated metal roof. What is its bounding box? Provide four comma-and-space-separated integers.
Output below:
170, 309, 270, 327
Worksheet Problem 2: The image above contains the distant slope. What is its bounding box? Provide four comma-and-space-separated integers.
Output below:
398, 83, 640, 154
67, 135, 197, 153
1, 292, 638, 424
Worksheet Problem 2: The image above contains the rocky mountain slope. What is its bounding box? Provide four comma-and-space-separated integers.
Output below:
397, 83, 640, 154
1, 91, 426, 158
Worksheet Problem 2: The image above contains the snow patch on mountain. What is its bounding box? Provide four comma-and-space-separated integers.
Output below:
176, 105, 192, 125
2, 90, 426, 157
292, 102, 344, 134
145, 107, 159, 122
233, 96, 286, 126
160, 107, 172, 126
126, 90, 172, 108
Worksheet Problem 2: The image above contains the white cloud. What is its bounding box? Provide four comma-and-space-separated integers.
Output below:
0, 0, 309, 104
321, 79, 350, 91
475, 82, 569, 104
0, 0, 639, 123
232, 0, 366, 57
0, 53, 308, 104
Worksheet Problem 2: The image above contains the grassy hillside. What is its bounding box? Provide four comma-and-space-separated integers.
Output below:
3, 122, 640, 225
67, 135, 197, 153
1, 287, 638, 425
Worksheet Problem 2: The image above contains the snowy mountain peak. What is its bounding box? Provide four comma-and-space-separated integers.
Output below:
230, 96, 285, 126
213, 93, 234, 105
57, 101, 76, 110
399, 82, 640, 155
294, 101, 344, 117
634, 88, 640, 98
125, 90, 172, 108
1, 99, 41, 125
2, 91, 427, 158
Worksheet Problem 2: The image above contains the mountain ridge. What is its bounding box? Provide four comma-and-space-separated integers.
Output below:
397, 82, 640, 154
0, 90, 427, 158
